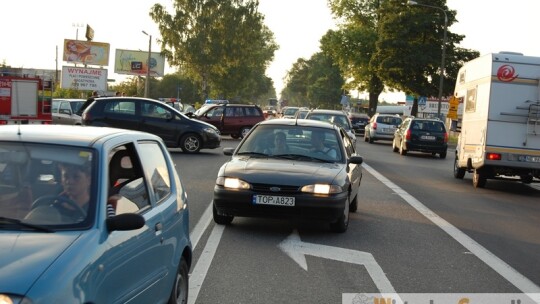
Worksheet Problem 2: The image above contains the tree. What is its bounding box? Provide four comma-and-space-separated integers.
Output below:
327, 0, 385, 116
282, 52, 345, 109
149, 0, 278, 101
374, 0, 479, 115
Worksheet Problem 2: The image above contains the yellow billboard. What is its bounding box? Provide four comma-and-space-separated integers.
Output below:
114, 49, 165, 77
63, 39, 110, 66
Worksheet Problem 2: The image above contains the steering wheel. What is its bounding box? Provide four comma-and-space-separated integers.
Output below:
31, 195, 87, 219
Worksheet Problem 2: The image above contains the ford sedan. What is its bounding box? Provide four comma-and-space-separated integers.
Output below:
213, 119, 363, 233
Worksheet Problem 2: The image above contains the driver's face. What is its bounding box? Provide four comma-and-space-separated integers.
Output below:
61, 167, 90, 197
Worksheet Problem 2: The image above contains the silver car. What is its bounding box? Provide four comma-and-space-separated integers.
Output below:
364, 113, 403, 143
51, 99, 85, 125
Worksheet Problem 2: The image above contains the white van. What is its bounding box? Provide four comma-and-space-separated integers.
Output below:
453, 52, 540, 188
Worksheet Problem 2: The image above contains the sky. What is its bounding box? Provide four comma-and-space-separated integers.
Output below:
2, 0, 540, 102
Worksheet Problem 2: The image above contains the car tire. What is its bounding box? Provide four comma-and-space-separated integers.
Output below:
472, 169, 487, 188
240, 127, 251, 139
213, 203, 233, 225
330, 197, 349, 233
230, 134, 240, 139
440, 151, 447, 159
453, 157, 465, 179
349, 193, 358, 213
180, 134, 201, 153
521, 175, 533, 184
392, 139, 399, 152
364, 133, 369, 142
168, 257, 189, 304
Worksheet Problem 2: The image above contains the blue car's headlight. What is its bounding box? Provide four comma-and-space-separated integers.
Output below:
0, 294, 33, 304
216, 177, 251, 190
301, 184, 342, 194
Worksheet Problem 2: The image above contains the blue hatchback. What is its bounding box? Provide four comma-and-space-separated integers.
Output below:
0, 125, 192, 304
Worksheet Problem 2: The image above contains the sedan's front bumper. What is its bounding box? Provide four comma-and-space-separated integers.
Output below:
213, 186, 347, 222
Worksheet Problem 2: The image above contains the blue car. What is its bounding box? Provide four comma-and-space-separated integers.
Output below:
0, 125, 192, 304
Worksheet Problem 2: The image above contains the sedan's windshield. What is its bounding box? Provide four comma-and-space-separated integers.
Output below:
0, 143, 96, 229
236, 125, 343, 163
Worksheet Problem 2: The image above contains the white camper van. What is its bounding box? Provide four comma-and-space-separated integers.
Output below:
453, 52, 540, 188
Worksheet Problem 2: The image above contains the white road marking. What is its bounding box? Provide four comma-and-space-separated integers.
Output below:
188, 224, 224, 304
190, 202, 213, 250
187, 166, 540, 304
278, 229, 396, 294
362, 162, 540, 299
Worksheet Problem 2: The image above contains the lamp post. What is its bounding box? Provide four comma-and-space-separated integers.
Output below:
408, 0, 448, 119
142, 31, 152, 98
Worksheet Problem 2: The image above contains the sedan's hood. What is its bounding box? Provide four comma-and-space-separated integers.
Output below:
223, 157, 344, 185
0, 232, 81, 294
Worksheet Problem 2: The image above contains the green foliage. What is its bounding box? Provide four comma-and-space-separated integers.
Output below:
282, 52, 345, 108
150, 0, 278, 101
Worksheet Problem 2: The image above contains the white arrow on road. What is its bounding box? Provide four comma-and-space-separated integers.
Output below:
278, 230, 396, 294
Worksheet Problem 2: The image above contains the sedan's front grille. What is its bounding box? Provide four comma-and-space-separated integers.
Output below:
251, 183, 300, 194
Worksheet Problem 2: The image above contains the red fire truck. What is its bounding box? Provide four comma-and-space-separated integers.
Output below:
0, 75, 53, 125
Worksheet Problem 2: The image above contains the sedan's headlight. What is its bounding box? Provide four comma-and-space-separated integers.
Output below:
216, 177, 251, 190
301, 184, 342, 194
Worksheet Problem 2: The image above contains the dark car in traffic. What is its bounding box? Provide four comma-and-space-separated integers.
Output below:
80, 97, 221, 153
348, 113, 370, 135
190, 103, 265, 139
212, 118, 363, 233
304, 109, 357, 145
392, 116, 448, 158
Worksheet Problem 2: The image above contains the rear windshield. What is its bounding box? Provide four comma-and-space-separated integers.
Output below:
376, 116, 402, 125
410, 121, 445, 132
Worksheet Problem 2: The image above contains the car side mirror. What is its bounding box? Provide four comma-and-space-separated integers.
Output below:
347, 155, 363, 165
106, 213, 145, 232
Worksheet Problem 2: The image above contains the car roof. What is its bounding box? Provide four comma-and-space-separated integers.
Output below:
0, 125, 159, 147
258, 118, 341, 130
52, 99, 86, 103
308, 109, 347, 115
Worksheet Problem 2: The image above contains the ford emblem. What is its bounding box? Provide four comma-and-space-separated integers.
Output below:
270, 187, 281, 192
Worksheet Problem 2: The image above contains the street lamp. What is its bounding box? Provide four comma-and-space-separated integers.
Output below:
408, 0, 448, 119
142, 31, 152, 98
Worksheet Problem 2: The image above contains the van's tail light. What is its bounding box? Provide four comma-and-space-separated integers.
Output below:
486, 153, 502, 160
444, 132, 448, 143
405, 129, 411, 140
372, 122, 377, 130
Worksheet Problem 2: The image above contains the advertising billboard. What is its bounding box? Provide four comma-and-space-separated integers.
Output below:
114, 49, 165, 77
63, 39, 110, 66
61, 66, 108, 91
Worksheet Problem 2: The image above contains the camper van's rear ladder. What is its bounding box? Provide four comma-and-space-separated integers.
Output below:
526, 102, 540, 136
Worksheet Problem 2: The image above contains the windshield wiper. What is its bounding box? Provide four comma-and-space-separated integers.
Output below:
236, 151, 269, 157
0, 216, 54, 232
273, 154, 334, 163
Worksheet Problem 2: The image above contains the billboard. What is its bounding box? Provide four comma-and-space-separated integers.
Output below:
61, 66, 108, 91
114, 49, 165, 77
63, 39, 110, 66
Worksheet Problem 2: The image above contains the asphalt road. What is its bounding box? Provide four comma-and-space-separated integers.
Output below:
169, 135, 540, 304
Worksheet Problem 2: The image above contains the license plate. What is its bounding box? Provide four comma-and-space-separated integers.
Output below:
421, 135, 436, 140
253, 195, 295, 206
